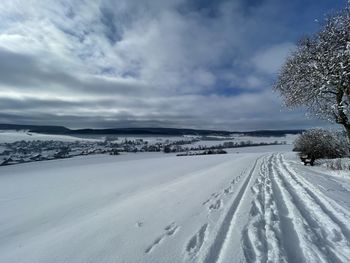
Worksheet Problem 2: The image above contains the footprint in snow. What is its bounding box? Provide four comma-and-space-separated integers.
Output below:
145, 222, 180, 254
185, 223, 208, 259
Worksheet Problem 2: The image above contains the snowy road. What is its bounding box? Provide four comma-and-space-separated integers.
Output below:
0, 152, 350, 262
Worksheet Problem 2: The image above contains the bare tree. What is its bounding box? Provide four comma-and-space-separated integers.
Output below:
275, 5, 350, 139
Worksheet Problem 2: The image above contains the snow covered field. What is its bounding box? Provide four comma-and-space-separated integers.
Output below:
0, 130, 294, 167
0, 130, 100, 143
1, 145, 350, 263
0, 130, 296, 145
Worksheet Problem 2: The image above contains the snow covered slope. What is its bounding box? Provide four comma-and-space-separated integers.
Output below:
0, 130, 99, 143
0, 150, 349, 262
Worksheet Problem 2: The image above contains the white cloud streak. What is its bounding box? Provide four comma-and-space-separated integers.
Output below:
0, 0, 331, 129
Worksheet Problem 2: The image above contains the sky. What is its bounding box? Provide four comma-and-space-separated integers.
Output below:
0, 0, 347, 130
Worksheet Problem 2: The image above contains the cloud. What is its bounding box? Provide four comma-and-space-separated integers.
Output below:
0, 0, 344, 130
252, 42, 295, 74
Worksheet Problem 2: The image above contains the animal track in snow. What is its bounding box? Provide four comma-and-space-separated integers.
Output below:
203, 192, 221, 206
224, 185, 234, 194
203, 169, 249, 217
145, 222, 179, 254
165, 222, 179, 236
202, 199, 210, 205
211, 192, 220, 198
209, 199, 223, 211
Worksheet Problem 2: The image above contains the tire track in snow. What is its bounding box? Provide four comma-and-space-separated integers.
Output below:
268, 154, 323, 263
199, 156, 261, 263
292, 161, 350, 195
271, 154, 350, 262
279, 155, 350, 237
274, 154, 350, 262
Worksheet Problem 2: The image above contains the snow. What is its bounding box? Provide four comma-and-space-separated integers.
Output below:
1, 145, 350, 262
0, 130, 296, 145
0, 130, 100, 143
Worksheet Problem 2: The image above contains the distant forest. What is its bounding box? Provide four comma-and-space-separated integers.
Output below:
0, 124, 303, 137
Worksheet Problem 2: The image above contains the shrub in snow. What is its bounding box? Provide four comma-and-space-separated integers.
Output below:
163, 145, 172, 153
294, 129, 349, 165
329, 158, 350, 170
110, 149, 120, 155
316, 158, 350, 170
54, 146, 71, 159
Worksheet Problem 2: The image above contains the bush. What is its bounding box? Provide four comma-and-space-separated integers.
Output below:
294, 129, 349, 162
110, 149, 120, 155
163, 145, 172, 153
316, 158, 350, 170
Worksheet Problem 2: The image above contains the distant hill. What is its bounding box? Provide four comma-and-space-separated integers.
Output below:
0, 124, 303, 137
241, 130, 303, 137
0, 124, 71, 134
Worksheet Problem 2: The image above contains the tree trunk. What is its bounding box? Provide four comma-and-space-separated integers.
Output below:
344, 123, 350, 141
336, 89, 350, 140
